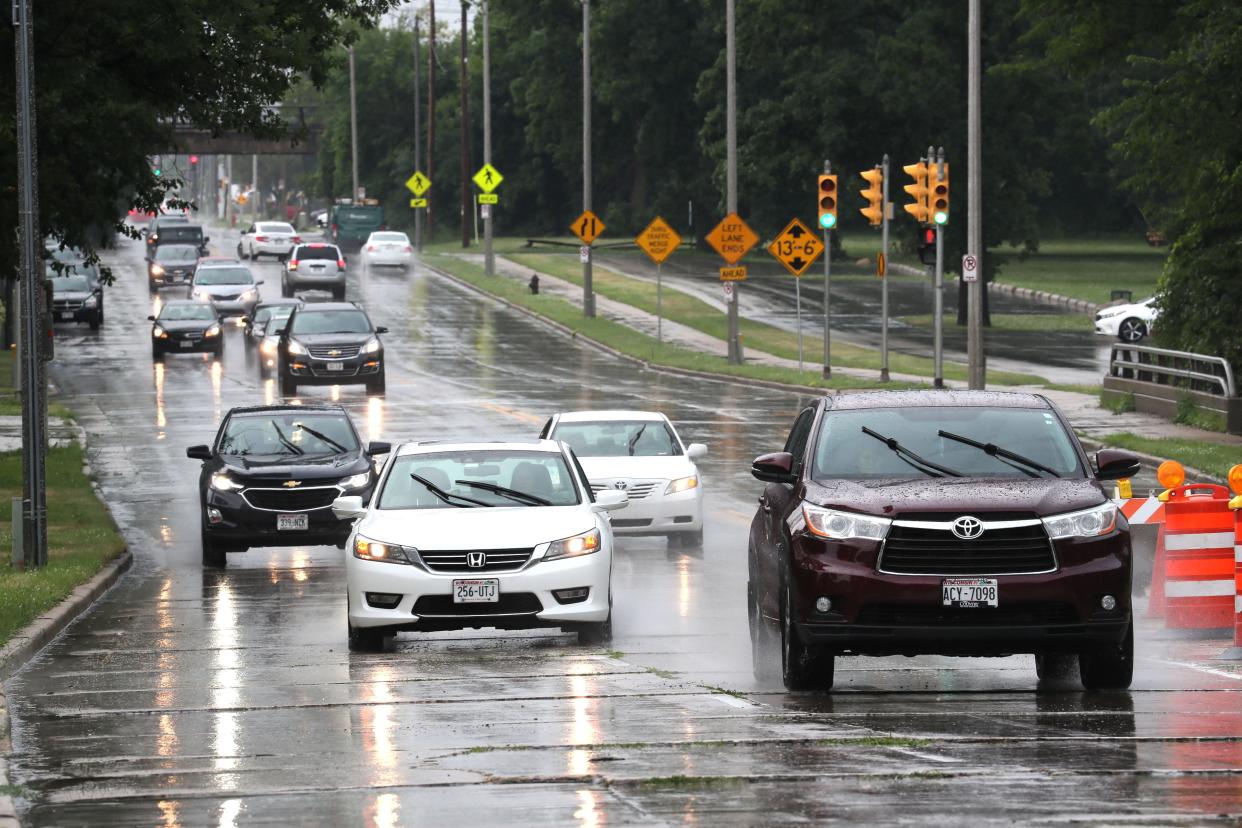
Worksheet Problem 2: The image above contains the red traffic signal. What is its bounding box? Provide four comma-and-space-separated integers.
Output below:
918, 227, 937, 265
189, 155, 199, 165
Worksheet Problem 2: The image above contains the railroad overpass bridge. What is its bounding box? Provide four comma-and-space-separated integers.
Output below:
163, 108, 321, 155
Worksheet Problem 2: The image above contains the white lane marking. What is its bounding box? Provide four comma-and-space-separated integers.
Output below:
707, 693, 757, 709
1147, 657, 1242, 682
885, 746, 962, 764
1164, 532, 1236, 551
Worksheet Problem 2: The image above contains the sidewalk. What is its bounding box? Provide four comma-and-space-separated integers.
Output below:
450, 252, 1242, 465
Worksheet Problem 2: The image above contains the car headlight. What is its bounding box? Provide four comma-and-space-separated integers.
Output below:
802, 503, 891, 541
353, 535, 416, 565
286, 339, 307, 355
362, 336, 381, 354
665, 475, 699, 495
239, 289, 256, 301
82, 295, 98, 309
543, 528, 601, 561
204, 324, 221, 338
340, 472, 370, 489
192, 289, 209, 300
210, 473, 243, 492
152, 325, 168, 339
151, 264, 165, 276
1042, 503, 1117, 540
260, 338, 278, 356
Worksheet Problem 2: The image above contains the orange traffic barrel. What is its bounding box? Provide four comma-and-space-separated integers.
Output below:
1218, 466, 1242, 658
1162, 483, 1236, 629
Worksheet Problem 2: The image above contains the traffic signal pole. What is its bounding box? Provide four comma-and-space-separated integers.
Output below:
933, 146, 945, 389
880, 153, 890, 382
821, 159, 832, 379
966, 0, 985, 389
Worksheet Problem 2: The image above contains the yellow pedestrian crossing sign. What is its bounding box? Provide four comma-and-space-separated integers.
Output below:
473, 163, 503, 194
405, 171, 431, 197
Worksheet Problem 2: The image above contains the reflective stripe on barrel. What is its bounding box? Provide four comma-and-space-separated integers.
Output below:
1164, 484, 1236, 629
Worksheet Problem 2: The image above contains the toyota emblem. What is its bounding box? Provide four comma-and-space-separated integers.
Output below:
951, 516, 984, 540
612, 481, 629, 491
466, 552, 486, 569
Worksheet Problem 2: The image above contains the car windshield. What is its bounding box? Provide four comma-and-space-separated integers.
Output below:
258, 223, 294, 234
52, 276, 91, 292
44, 261, 95, 279
370, 232, 407, 242
218, 412, 359, 457
378, 450, 580, 509
155, 245, 198, 262
812, 406, 1083, 480
552, 420, 681, 457
295, 246, 340, 261
195, 267, 253, 286
158, 227, 202, 242
263, 317, 289, 335
159, 304, 216, 321
290, 310, 371, 335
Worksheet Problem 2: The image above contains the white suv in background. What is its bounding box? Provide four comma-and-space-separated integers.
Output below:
238, 221, 300, 261
1095, 296, 1158, 342
541, 410, 707, 547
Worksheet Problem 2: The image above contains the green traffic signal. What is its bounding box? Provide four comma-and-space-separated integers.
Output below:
819, 213, 837, 229
153, 168, 162, 177
933, 210, 948, 225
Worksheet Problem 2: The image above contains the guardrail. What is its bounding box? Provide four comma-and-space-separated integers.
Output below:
1103, 344, 1241, 434
1109, 344, 1236, 397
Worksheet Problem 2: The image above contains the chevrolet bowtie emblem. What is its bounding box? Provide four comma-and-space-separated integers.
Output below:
328, 349, 341, 357
283, 480, 302, 488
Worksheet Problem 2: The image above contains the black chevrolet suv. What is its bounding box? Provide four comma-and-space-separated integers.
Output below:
187, 405, 389, 567
278, 302, 387, 396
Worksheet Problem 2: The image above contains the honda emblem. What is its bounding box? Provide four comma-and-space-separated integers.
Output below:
467, 551, 486, 568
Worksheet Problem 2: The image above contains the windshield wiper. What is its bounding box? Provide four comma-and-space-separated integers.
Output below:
937, 430, 1061, 478
292, 422, 348, 454
627, 424, 647, 456
409, 473, 491, 508
861, 427, 964, 478
269, 422, 304, 456
455, 479, 552, 506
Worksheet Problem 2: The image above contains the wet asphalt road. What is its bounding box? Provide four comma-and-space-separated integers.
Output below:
6, 229, 1242, 825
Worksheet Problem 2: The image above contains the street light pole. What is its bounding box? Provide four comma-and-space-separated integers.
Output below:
581, 0, 595, 317
482, 0, 494, 276
413, 13, 422, 252
349, 45, 360, 201
14, 0, 46, 568
725, 0, 740, 364
967, 0, 985, 389
459, 0, 471, 249
427, 0, 436, 241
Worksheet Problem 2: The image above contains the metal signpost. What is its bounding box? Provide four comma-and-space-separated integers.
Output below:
707, 213, 759, 360
481, 0, 494, 277
635, 218, 683, 345
767, 218, 824, 374
581, 0, 595, 318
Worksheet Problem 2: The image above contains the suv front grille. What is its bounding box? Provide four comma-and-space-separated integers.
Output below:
413, 593, 543, 616
419, 548, 534, 573
309, 344, 361, 359
591, 481, 658, 500
243, 486, 339, 512
879, 518, 1055, 575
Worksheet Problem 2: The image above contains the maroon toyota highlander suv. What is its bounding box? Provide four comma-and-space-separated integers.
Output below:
748, 391, 1141, 692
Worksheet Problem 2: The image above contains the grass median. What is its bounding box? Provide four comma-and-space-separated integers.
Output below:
0, 442, 126, 647
1097, 433, 1242, 481
897, 312, 1095, 333
424, 253, 907, 391
498, 251, 1044, 386
990, 237, 1166, 306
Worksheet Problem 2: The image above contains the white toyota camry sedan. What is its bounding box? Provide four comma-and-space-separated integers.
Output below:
362, 231, 414, 269
540, 410, 707, 547
334, 439, 627, 651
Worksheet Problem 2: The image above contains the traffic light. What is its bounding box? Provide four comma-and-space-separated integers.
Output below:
189, 154, 199, 166
817, 174, 839, 230
152, 155, 162, 177
929, 162, 949, 225
859, 168, 883, 227
902, 161, 930, 224
917, 227, 937, 265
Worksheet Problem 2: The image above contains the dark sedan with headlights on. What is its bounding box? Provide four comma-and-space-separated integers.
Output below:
748, 390, 1141, 692
186, 404, 389, 567
150, 300, 223, 359
49, 274, 104, 330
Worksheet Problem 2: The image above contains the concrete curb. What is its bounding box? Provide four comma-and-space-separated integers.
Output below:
988, 281, 1099, 315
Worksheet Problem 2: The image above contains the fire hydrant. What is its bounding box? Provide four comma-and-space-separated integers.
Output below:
529, 274, 540, 295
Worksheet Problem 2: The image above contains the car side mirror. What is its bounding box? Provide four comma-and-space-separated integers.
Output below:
375, 326, 388, 335
147, 315, 155, 321
240, 316, 250, 325
203, 236, 211, 243
186, 444, 212, 461
367, 441, 392, 456
254, 279, 264, 286
687, 443, 708, 461
752, 451, 796, 484
1095, 449, 1141, 482
332, 495, 366, 520
593, 489, 629, 512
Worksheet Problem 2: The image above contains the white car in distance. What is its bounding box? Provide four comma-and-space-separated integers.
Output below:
1095, 296, 1158, 342
238, 221, 300, 261
541, 411, 706, 547
334, 439, 627, 652
363, 231, 414, 270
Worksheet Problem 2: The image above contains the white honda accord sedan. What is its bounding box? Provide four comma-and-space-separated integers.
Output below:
334, 439, 627, 651
540, 410, 707, 547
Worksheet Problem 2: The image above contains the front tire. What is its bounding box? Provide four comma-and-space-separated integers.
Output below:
201, 530, 226, 568
237, 242, 247, 260
1079, 621, 1134, 690
1035, 652, 1078, 685
1118, 318, 1148, 343
749, 579, 780, 681
348, 623, 395, 653
280, 371, 297, 396
367, 371, 386, 395
780, 567, 835, 690
577, 595, 613, 645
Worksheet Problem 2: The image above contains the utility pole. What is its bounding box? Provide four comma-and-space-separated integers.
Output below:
349, 45, 360, 201
252, 154, 259, 221
482, 0, 494, 276
459, 0, 471, 248
880, 153, 891, 382
581, 0, 595, 317
14, 0, 46, 568
967, 0, 985, 389
413, 13, 423, 252
427, 0, 436, 241
933, 145, 945, 389
821, 159, 832, 379
725, 0, 741, 364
